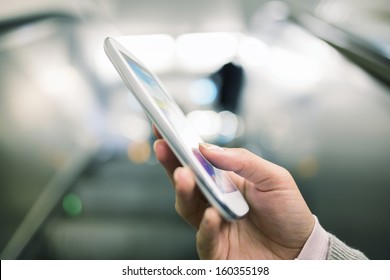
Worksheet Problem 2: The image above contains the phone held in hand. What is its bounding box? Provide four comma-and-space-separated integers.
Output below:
104, 37, 249, 220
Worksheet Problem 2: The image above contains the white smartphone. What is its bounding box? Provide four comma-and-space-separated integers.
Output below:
104, 37, 249, 220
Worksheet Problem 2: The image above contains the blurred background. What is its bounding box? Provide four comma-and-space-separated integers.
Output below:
0, 0, 389, 260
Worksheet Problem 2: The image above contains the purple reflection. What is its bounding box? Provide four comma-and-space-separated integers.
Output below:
192, 148, 216, 179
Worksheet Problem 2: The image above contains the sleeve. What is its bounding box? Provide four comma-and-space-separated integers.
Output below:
297, 215, 368, 260
327, 234, 368, 260
297, 216, 329, 260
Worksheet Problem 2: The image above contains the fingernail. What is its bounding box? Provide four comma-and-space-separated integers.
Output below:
173, 167, 185, 182
153, 140, 159, 153
173, 168, 180, 182
200, 143, 225, 152
202, 209, 211, 227
202, 215, 209, 227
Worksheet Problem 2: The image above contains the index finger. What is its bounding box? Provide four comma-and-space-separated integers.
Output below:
153, 139, 181, 183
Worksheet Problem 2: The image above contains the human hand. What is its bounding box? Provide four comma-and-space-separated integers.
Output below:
153, 128, 314, 260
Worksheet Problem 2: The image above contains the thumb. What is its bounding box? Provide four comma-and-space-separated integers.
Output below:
196, 207, 223, 259
199, 143, 289, 186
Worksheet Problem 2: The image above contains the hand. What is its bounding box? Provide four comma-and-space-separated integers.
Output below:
153, 127, 314, 260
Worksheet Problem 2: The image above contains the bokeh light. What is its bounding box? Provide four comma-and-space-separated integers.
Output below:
62, 193, 83, 217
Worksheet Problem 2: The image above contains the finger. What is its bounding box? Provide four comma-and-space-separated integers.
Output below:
153, 139, 181, 182
199, 143, 290, 188
196, 207, 223, 259
174, 167, 208, 229
152, 124, 163, 139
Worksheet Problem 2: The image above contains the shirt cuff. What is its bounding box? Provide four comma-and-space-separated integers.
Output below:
296, 215, 329, 260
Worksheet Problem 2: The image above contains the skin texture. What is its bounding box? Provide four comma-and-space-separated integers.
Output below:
153, 127, 314, 260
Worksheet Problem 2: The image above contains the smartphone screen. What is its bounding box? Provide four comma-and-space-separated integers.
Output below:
122, 51, 201, 148
122, 51, 237, 195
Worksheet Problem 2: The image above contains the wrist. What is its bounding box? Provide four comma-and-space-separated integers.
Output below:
296, 215, 329, 260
